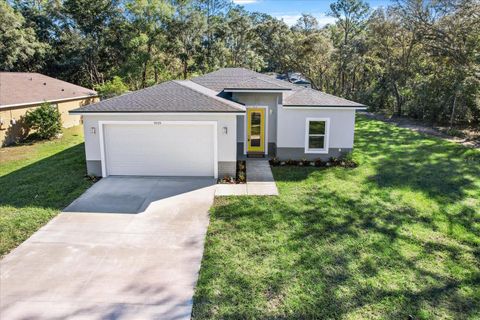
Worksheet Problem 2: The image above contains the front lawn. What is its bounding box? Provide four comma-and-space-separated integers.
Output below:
0, 126, 93, 256
193, 116, 480, 319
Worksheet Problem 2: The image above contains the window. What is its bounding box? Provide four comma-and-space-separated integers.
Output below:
305, 118, 329, 153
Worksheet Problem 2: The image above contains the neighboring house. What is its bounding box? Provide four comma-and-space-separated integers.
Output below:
70, 68, 366, 178
275, 72, 312, 88
292, 79, 311, 88
0, 72, 98, 146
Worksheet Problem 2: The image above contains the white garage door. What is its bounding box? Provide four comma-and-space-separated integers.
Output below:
102, 122, 216, 177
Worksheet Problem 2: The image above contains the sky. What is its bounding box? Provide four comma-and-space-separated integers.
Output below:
232, 0, 391, 26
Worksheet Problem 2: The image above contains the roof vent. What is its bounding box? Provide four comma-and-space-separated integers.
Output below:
43, 82, 46, 85
61, 88, 64, 91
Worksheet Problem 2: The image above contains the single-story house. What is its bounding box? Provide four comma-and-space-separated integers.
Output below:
0, 72, 98, 146
70, 68, 366, 178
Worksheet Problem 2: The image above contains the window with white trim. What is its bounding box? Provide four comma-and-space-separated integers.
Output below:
305, 118, 329, 153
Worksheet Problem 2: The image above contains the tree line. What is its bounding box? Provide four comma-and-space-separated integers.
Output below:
1, 0, 479, 126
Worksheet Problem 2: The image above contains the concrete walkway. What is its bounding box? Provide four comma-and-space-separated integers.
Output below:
246, 158, 275, 182
216, 159, 278, 196
0, 177, 216, 320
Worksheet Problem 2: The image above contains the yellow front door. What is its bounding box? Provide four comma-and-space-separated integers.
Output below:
247, 108, 265, 153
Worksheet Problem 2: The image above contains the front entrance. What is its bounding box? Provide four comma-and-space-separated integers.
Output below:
247, 108, 265, 154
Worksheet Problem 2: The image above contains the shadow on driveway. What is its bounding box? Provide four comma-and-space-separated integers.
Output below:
64, 176, 216, 214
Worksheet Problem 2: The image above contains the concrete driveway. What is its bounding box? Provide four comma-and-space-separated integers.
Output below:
0, 176, 216, 320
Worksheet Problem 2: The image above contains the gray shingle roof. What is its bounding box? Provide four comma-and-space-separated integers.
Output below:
193, 68, 365, 107
191, 68, 298, 92
70, 80, 245, 113
224, 77, 292, 90
283, 88, 365, 107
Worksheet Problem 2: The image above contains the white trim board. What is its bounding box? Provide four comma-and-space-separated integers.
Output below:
304, 117, 330, 154
98, 120, 218, 178
243, 106, 269, 155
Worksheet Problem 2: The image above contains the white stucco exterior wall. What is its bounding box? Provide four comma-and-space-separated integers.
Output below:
277, 107, 356, 149
81, 113, 238, 162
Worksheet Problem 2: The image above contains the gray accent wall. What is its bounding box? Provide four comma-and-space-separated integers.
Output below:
268, 142, 276, 156
237, 142, 244, 156
276, 148, 352, 161
233, 92, 280, 145
218, 161, 236, 177
86, 160, 102, 176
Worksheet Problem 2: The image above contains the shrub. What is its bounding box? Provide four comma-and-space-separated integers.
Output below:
237, 172, 246, 183
269, 154, 357, 168
24, 103, 62, 140
269, 157, 280, 166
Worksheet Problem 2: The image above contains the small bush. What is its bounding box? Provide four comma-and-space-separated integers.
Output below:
25, 103, 62, 140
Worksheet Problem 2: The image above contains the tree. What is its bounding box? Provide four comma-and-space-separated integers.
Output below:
61, 0, 126, 86
124, 0, 174, 87
195, 0, 231, 71
291, 24, 333, 91
366, 7, 418, 115
0, 1, 47, 71
329, 0, 370, 95
395, 0, 480, 123
223, 7, 264, 69
292, 13, 319, 34
167, 1, 207, 79
252, 14, 293, 73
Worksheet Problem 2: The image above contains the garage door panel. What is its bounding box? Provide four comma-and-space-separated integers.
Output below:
103, 123, 215, 177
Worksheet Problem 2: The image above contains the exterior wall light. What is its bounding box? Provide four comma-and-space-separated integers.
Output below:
223, 126, 228, 135
91, 127, 96, 134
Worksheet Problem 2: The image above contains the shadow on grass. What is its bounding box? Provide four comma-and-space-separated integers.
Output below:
0, 144, 93, 211
355, 117, 480, 203
192, 117, 480, 319
194, 186, 479, 319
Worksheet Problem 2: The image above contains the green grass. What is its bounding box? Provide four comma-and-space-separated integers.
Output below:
192, 116, 480, 319
0, 127, 93, 256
